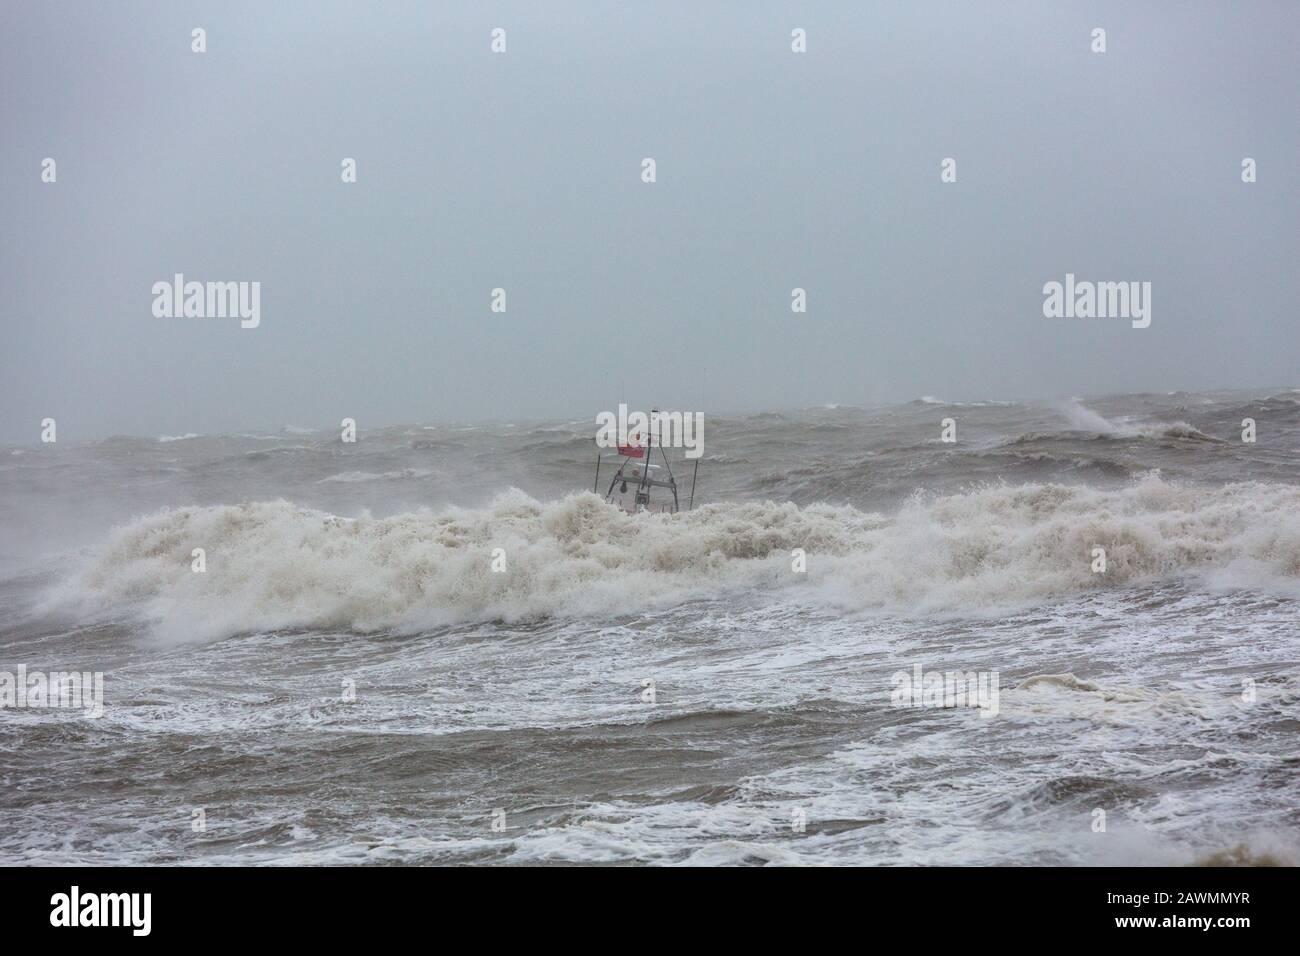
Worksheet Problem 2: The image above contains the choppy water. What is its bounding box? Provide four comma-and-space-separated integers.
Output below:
2, 389, 1299, 865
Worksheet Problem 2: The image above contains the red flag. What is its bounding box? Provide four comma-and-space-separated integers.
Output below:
618, 431, 645, 458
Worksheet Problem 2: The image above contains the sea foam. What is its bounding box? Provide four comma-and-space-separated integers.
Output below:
51, 475, 1300, 641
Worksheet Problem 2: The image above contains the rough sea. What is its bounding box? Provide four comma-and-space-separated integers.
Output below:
2, 389, 1298, 865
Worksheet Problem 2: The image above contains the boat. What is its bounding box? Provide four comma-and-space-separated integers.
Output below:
593, 409, 699, 514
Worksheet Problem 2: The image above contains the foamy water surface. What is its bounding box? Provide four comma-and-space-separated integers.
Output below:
2, 390, 1298, 865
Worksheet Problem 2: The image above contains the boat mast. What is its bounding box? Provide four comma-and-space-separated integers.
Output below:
636, 411, 656, 507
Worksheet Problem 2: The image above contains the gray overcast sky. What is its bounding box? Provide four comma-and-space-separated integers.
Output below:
2, 1, 1298, 442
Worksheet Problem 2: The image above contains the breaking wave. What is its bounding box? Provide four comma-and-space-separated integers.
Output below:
1046, 400, 1220, 443
47, 474, 1300, 641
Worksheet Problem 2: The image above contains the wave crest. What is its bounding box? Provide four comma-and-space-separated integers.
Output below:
52, 476, 1300, 640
